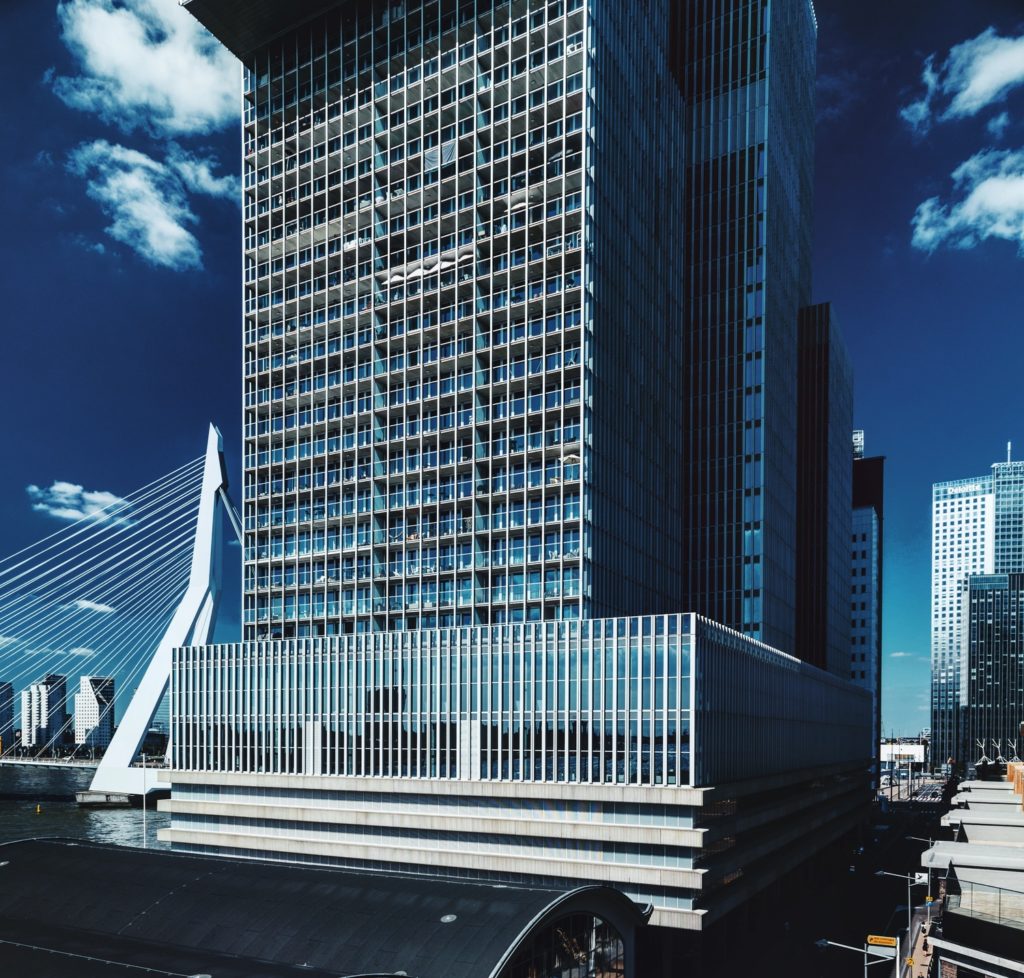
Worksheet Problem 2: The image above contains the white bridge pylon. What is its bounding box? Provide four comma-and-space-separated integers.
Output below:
86, 424, 241, 798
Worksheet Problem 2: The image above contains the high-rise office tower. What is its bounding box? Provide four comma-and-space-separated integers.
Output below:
931, 454, 1024, 770
178, 0, 869, 961
795, 303, 853, 674
851, 431, 884, 762
679, 0, 817, 655
961, 574, 1024, 766
20, 674, 67, 750
74, 676, 116, 750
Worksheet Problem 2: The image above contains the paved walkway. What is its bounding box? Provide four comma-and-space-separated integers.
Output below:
904, 897, 941, 978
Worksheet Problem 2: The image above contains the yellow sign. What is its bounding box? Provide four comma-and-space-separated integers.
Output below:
867, 935, 898, 948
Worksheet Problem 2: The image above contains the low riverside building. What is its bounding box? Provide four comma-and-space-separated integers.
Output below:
162, 614, 872, 962
920, 763, 1024, 976
0, 838, 646, 977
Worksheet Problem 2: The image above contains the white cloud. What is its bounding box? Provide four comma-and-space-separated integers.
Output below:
51, 0, 238, 137
912, 148, 1024, 255
67, 140, 236, 269
27, 479, 131, 524
890, 651, 917, 659
67, 647, 97, 658
70, 599, 116, 614
988, 111, 1011, 140
0, 636, 17, 649
900, 28, 1024, 134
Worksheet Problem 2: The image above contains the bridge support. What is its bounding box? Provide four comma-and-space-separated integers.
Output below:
77, 425, 238, 805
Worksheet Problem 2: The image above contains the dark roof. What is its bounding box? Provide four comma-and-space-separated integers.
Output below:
182, 0, 340, 61
0, 839, 645, 978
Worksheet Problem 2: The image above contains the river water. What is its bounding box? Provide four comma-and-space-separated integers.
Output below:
0, 765, 168, 850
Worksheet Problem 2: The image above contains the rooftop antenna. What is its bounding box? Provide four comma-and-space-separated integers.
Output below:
1008, 441, 1012, 463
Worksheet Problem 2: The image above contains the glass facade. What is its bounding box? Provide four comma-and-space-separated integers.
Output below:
172, 612, 868, 787
678, 0, 817, 655
240, 0, 684, 642
177, 614, 693, 786
501, 912, 624, 978
961, 574, 1024, 766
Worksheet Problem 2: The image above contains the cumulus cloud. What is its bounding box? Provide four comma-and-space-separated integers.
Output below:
28, 479, 131, 524
67, 140, 237, 269
900, 28, 1024, 134
66, 647, 97, 657
50, 0, 238, 137
70, 599, 116, 614
911, 148, 1024, 255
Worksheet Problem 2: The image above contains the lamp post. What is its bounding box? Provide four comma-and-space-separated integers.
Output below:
816, 938, 896, 978
141, 752, 147, 850
876, 870, 928, 975
906, 836, 936, 924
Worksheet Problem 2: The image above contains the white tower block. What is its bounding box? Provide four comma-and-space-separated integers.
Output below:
83, 425, 238, 799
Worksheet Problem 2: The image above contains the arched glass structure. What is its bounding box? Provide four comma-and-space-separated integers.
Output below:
500, 912, 624, 978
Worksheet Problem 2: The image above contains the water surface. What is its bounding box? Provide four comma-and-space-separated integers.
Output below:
0, 765, 168, 850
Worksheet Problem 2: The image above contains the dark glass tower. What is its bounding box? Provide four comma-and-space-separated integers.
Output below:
795, 302, 853, 675
962, 574, 1024, 767
852, 439, 885, 762
678, 0, 817, 655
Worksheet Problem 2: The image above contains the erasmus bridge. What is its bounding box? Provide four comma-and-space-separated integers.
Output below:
0, 425, 240, 804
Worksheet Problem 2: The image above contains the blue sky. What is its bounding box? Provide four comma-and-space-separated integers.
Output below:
0, 1, 1022, 736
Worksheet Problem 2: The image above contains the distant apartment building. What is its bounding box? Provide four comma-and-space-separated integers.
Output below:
74, 676, 116, 750
932, 454, 1024, 770
0, 680, 13, 750
851, 432, 884, 761
20, 674, 68, 750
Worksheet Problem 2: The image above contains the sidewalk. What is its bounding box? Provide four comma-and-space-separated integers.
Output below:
904, 897, 941, 978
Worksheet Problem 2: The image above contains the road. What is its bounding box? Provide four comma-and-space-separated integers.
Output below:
722, 779, 950, 978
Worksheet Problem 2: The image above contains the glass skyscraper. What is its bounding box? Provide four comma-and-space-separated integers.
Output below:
224, 0, 685, 643
179, 0, 870, 955
962, 574, 1024, 767
679, 0, 817, 655
932, 456, 1024, 770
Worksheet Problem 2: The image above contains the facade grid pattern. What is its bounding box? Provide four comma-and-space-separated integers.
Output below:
241, 0, 683, 643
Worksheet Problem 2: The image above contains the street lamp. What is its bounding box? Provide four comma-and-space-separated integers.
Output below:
141, 752, 147, 850
906, 836, 936, 921
876, 869, 928, 974
816, 938, 896, 978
